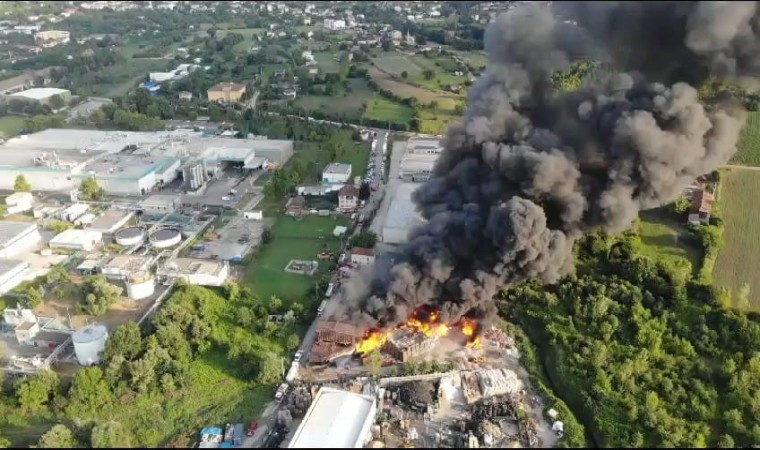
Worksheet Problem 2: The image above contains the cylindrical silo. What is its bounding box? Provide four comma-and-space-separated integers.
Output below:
149, 228, 181, 249
125, 271, 155, 300
114, 226, 145, 246
72, 323, 109, 366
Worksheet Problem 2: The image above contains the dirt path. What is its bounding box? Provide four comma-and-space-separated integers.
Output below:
723, 164, 760, 171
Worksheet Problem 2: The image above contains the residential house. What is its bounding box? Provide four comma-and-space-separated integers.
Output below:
34, 30, 69, 47
285, 195, 307, 217
283, 88, 297, 100
207, 82, 247, 103
338, 184, 359, 213
350, 247, 375, 267
179, 91, 192, 101
687, 189, 715, 225
324, 18, 346, 30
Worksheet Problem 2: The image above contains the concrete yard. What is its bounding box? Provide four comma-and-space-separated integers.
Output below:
190, 216, 271, 261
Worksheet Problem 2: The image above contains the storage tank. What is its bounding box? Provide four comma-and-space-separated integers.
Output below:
125, 271, 155, 300
114, 226, 145, 246
150, 228, 182, 249
72, 323, 109, 366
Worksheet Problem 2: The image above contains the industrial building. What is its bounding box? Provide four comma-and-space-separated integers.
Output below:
72, 323, 108, 366
85, 209, 133, 234
49, 229, 103, 252
288, 387, 377, 448
310, 321, 362, 364
383, 328, 438, 362
0, 259, 31, 295
0, 129, 293, 195
322, 163, 352, 184
9, 87, 71, 108
100, 255, 151, 280
156, 258, 229, 286
0, 221, 42, 258
398, 137, 443, 182
149, 63, 202, 84
381, 183, 425, 245
139, 194, 180, 215
207, 82, 247, 103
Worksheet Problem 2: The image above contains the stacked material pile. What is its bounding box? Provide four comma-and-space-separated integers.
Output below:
477, 368, 524, 398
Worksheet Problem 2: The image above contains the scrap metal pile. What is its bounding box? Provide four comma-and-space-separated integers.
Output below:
397, 380, 438, 412
471, 394, 518, 421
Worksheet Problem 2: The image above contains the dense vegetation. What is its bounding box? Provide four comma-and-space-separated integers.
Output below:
0, 283, 301, 447
500, 231, 760, 448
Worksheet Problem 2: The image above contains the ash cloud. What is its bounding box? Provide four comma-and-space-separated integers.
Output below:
336, 2, 751, 329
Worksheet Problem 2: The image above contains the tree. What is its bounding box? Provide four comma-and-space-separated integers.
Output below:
223, 281, 241, 302
66, 367, 112, 418
45, 264, 70, 284
423, 69, 435, 80
238, 307, 253, 327
16, 369, 58, 413
91, 421, 132, 448
350, 231, 378, 249
258, 353, 282, 384
717, 434, 735, 448
0, 436, 10, 448
401, 70, 408, 79
34, 425, 77, 449
13, 174, 31, 192
673, 195, 691, 214
286, 333, 300, 351
358, 182, 371, 201
80, 176, 104, 201
367, 350, 383, 378
454, 103, 465, 115
269, 295, 283, 313
49, 94, 65, 111
80, 275, 123, 315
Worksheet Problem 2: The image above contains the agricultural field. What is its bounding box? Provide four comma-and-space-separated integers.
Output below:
449, 49, 488, 70
712, 168, 760, 309
637, 208, 702, 277
83, 58, 170, 98
409, 54, 470, 92
0, 115, 26, 138
730, 111, 760, 166
371, 53, 422, 78
313, 50, 344, 74
369, 66, 441, 104
244, 215, 348, 306
363, 97, 415, 127
295, 78, 374, 118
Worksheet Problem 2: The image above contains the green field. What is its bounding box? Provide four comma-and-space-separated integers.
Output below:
730, 111, 760, 166
450, 49, 488, 69
295, 78, 374, 118
409, 55, 470, 92
82, 57, 170, 98
0, 115, 26, 138
244, 215, 348, 306
363, 97, 415, 126
286, 139, 370, 184
637, 208, 702, 277
371, 53, 422, 77
712, 168, 760, 309
313, 50, 343, 73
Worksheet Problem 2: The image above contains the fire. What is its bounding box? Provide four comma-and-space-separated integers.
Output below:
355, 307, 482, 354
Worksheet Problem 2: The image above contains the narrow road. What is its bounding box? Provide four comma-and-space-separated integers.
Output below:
722, 164, 760, 171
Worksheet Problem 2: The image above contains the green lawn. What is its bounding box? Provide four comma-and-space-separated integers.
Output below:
313, 50, 343, 74
449, 49, 488, 69
0, 115, 26, 138
285, 140, 370, 184
410, 55, 470, 92
712, 168, 760, 310
244, 215, 347, 305
371, 53, 422, 77
363, 97, 414, 126
730, 111, 760, 166
294, 78, 375, 119
637, 208, 702, 277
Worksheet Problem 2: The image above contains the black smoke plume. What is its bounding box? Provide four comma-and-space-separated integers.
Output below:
338, 2, 751, 328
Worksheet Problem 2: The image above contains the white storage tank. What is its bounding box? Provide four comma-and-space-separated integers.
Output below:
114, 226, 145, 246
125, 271, 155, 300
72, 323, 109, 366
149, 228, 181, 249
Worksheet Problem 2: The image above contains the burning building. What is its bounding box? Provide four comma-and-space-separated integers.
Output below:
382, 328, 438, 363
309, 321, 363, 364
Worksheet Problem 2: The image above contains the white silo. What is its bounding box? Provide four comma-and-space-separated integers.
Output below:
72, 323, 109, 366
125, 270, 155, 300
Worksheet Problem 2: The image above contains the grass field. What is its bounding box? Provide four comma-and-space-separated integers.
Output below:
409, 55, 470, 92
450, 49, 488, 70
637, 208, 702, 277
371, 53, 422, 77
313, 50, 343, 73
0, 115, 26, 138
244, 215, 347, 305
84, 58, 170, 98
295, 78, 374, 118
730, 111, 760, 166
363, 97, 415, 127
712, 168, 760, 310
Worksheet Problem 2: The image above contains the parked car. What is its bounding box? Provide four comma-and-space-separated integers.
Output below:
294, 350, 303, 362
246, 422, 258, 437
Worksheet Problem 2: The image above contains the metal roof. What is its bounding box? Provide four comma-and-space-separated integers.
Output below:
288, 387, 376, 448
0, 221, 38, 248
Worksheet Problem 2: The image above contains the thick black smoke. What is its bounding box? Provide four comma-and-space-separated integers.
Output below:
338, 2, 751, 328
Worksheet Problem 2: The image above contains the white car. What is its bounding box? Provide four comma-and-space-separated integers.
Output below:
294, 351, 303, 362
222, 196, 230, 201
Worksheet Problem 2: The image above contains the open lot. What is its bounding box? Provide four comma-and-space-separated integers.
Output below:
0, 115, 26, 138
712, 168, 760, 310
84, 58, 170, 98
637, 208, 702, 277
287, 140, 371, 184
371, 53, 422, 78
409, 54, 470, 92
363, 97, 414, 127
730, 111, 760, 166
313, 50, 344, 74
295, 78, 374, 119
244, 215, 348, 306
449, 49, 488, 70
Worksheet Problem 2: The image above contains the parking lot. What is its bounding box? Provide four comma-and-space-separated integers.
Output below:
189, 216, 272, 261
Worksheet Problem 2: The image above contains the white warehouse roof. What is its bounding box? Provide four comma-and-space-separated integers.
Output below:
49, 229, 102, 248
10, 87, 70, 100
384, 183, 425, 231
288, 387, 376, 448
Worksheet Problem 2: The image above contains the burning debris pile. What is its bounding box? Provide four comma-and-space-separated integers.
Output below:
309, 321, 362, 364
398, 380, 439, 412
336, 1, 753, 339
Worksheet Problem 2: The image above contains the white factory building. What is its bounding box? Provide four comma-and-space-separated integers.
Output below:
8, 87, 71, 108
0, 221, 42, 258
49, 229, 103, 252
398, 137, 443, 182
288, 387, 377, 448
0, 129, 294, 196
157, 258, 229, 286
381, 183, 425, 245
0, 259, 32, 295
322, 162, 352, 185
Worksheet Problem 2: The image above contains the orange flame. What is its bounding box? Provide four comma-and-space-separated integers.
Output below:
356, 329, 387, 354
466, 336, 482, 349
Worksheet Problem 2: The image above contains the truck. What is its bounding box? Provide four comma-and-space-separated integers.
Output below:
223, 423, 234, 443
317, 300, 327, 317
232, 423, 244, 447
324, 282, 335, 298
285, 361, 299, 383
199, 427, 224, 448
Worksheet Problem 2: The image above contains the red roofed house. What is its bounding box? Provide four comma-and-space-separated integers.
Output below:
688, 189, 714, 225
350, 247, 375, 267
338, 184, 359, 213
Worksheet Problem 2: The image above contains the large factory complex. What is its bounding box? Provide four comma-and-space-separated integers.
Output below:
0, 127, 294, 376
0, 128, 293, 195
